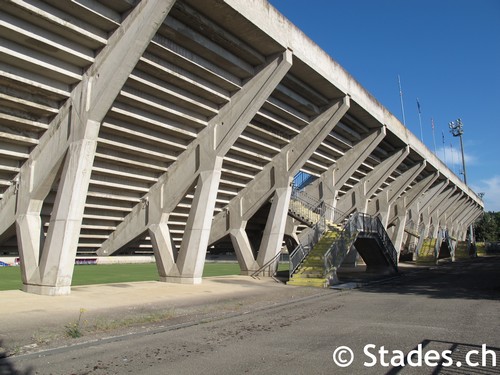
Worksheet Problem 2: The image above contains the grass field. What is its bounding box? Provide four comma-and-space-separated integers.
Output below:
0, 262, 289, 291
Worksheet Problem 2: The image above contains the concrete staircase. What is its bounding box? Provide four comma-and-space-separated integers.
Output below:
288, 229, 340, 287
416, 238, 437, 264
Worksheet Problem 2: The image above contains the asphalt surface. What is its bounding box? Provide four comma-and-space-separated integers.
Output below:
1, 256, 499, 375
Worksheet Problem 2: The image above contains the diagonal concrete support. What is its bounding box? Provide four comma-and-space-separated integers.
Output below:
304, 127, 386, 209
387, 172, 439, 226
335, 146, 410, 215
447, 195, 470, 226
437, 191, 463, 229
367, 161, 426, 226
451, 201, 478, 241
5, 0, 177, 295
210, 95, 351, 274
423, 185, 456, 239
387, 172, 439, 256
458, 202, 480, 228
97, 50, 293, 284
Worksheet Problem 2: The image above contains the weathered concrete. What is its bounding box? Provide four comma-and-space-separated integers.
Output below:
0, 0, 483, 294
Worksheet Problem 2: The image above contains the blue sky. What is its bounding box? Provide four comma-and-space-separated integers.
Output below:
268, 0, 500, 211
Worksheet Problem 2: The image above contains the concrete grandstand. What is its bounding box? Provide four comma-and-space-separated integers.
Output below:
0, 0, 483, 295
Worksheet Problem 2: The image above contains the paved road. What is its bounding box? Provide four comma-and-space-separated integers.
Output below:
3, 256, 500, 374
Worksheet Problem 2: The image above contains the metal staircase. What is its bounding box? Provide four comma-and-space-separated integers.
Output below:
251, 187, 344, 280
252, 187, 399, 286
289, 199, 399, 287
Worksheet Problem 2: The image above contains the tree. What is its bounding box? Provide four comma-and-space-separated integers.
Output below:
474, 211, 500, 242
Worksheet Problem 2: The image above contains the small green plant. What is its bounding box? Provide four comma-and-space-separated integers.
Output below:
65, 308, 86, 338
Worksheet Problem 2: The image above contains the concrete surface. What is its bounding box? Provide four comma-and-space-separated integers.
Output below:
1, 255, 498, 375
0, 275, 321, 356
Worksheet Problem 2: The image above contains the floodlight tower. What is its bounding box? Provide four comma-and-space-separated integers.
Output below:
449, 119, 475, 252
449, 119, 467, 183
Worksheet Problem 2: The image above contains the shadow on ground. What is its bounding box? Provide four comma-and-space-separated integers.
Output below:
0, 340, 33, 375
361, 256, 500, 301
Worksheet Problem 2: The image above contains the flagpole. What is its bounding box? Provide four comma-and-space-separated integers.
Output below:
398, 75, 406, 126
450, 142, 455, 174
416, 98, 423, 142
442, 131, 447, 165
431, 118, 437, 154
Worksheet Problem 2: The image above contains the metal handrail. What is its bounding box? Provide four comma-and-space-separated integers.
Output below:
404, 219, 420, 238
289, 218, 326, 278
250, 250, 283, 280
289, 188, 348, 225
288, 187, 346, 278
323, 212, 399, 282
323, 215, 358, 281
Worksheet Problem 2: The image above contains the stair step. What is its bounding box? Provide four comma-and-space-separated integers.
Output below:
288, 277, 326, 288
293, 270, 323, 279
294, 273, 324, 278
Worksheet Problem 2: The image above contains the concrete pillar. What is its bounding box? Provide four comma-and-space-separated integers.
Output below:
458, 204, 480, 230
426, 186, 457, 235
300, 126, 385, 223
8, 0, 177, 295
98, 50, 294, 285
256, 187, 293, 266
416, 181, 449, 238
447, 195, 470, 227
336, 146, 410, 216
436, 192, 463, 235
210, 95, 350, 274
174, 167, 224, 283
386, 172, 438, 255
367, 161, 425, 227
314, 127, 386, 206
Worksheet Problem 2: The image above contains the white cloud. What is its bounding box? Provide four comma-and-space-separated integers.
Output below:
471, 176, 500, 212
435, 145, 476, 168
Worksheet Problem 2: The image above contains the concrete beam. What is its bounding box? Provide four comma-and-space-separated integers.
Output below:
437, 191, 463, 228
442, 194, 469, 231
223, 0, 483, 211
98, 50, 293, 284
367, 161, 426, 226
416, 179, 448, 214
387, 172, 439, 225
210, 95, 350, 272
459, 203, 481, 228
9, 0, 177, 295
335, 146, 410, 215
306, 126, 386, 209
422, 185, 456, 238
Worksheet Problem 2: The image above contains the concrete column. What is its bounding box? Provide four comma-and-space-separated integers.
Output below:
388, 172, 438, 257
458, 204, 480, 229
174, 166, 224, 283
387, 172, 439, 225
390, 209, 407, 259
428, 186, 457, 223
9, 0, 177, 295
257, 187, 293, 266
447, 195, 470, 226
210, 95, 350, 274
98, 50, 293, 285
367, 161, 425, 227
300, 127, 385, 223
417, 184, 456, 261
311, 127, 386, 207
284, 217, 300, 251
34, 134, 99, 295
336, 146, 410, 215
436, 192, 463, 232
230, 228, 259, 275
415, 180, 448, 239
454, 200, 476, 227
